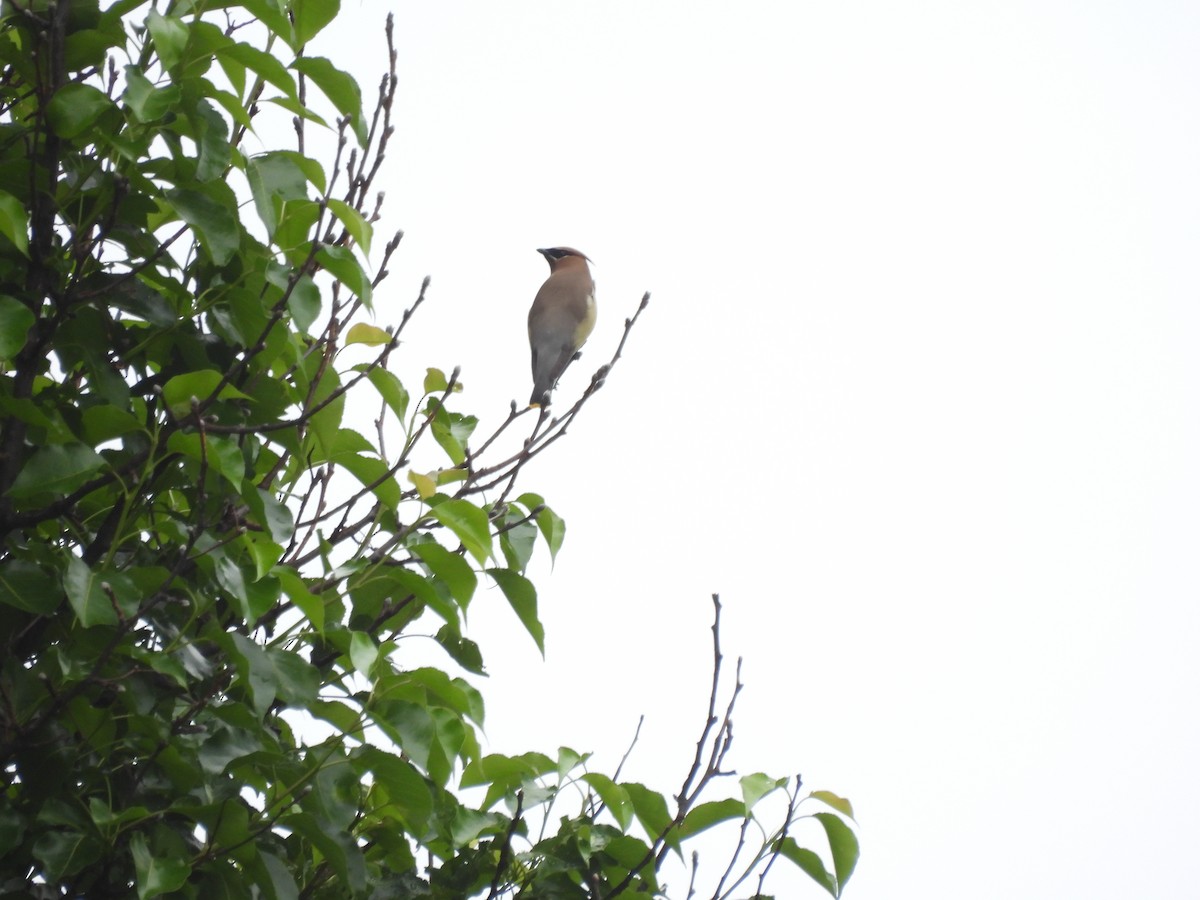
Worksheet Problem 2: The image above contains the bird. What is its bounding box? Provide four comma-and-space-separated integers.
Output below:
527, 247, 596, 407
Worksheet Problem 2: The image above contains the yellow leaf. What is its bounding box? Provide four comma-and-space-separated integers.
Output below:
346, 322, 391, 346
408, 470, 436, 499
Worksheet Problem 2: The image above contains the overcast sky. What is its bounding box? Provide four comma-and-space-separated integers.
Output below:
314, 3, 1200, 896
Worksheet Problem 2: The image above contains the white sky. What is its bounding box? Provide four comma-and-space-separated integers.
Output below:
314, 3, 1200, 897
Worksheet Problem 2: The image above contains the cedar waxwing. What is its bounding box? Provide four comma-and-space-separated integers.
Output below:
527, 247, 596, 407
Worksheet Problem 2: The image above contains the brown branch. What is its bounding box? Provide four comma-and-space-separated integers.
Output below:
604, 594, 735, 898
486, 789, 525, 899
462, 291, 651, 500
612, 715, 644, 784
754, 776, 803, 897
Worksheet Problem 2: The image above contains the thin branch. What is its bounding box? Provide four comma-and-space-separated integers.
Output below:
612, 715, 644, 783
711, 814, 751, 899
604, 594, 732, 899
486, 790, 525, 899
754, 776, 803, 896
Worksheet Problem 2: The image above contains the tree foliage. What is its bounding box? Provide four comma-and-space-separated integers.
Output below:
0, 2, 858, 897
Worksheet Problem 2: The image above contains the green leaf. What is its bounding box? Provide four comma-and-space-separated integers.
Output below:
777, 836, 838, 896
430, 408, 477, 466
7, 443, 106, 500
345, 322, 391, 346
809, 790, 856, 820
423, 367, 449, 393
292, 56, 365, 144
461, 752, 551, 799
245, 533, 283, 581
230, 634, 320, 716
327, 428, 374, 456
167, 432, 246, 489
213, 555, 254, 622
486, 568, 543, 655
327, 198, 372, 252
96, 1, 140, 23
740, 772, 786, 812
0, 193, 29, 257
316, 244, 373, 305
161, 370, 251, 417
498, 512, 537, 572
369, 565, 453, 626
516, 493, 567, 563
236, 0, 293, 48
428, 707, 469, 788
429, 499, 492, 565
122, 66, 180, 122
349, 630, 378, 677
357, 747, 433, 834
208, 802, 252, 861
101, 275, 178, 325
434, 624, 484, 675
251, 851, 300, 900
623, 783, 678, 852
276, 198, 321, 250
166, 188, 240, 266
46, 83, 117, 138
0, 396, 71, 443
35, 799, 88, 829
63, 558, 140, 627
198, 725, 265, 775
556, 746, 586, 779
243, 487, 295, 544
309, 757, 359, 831
367, 367, 409, 423
0, 559, 59, 615
291, 0, 341, 45
0, 805, 24, 850
312, 699, 361, 736
582, 773, 633, 832
64, 24, 127, 70
31, 829, 103, 880
81, 404, 143, 443
335, 452, 401, 510
247, 151, 310, 237
538, 505, 567, 562
602, 834, 657, 879
413, 542, 477, 608
677, 798, 745, 839
0, 294, 34, 358
437, 468, 468, 486
287, 273, 321, 333
220, 42, 298, 102
448, 805, 505, 847
814, 812, 859, 891
191, 99, 232, 183
369, 700, 434, 775
381, 667, 483, 724
131, 831, 191, 900
146, 8, 189, 70
88, 798, 151, 829
277, 570, 325, 633
305, 368, 345, 461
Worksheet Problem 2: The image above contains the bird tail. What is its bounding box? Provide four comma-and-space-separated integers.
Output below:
529, 384, 551, 408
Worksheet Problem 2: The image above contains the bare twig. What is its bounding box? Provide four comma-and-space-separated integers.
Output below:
612, 715, 645, 783
604, 594, 737, 898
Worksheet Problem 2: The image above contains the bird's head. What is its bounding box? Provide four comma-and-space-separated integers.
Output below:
537, 247, 592, 270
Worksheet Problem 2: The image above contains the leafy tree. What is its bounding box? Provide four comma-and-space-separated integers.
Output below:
0, 2, 858, 897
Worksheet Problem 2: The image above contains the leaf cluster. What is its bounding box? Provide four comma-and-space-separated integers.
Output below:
0, 2, 856, 898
